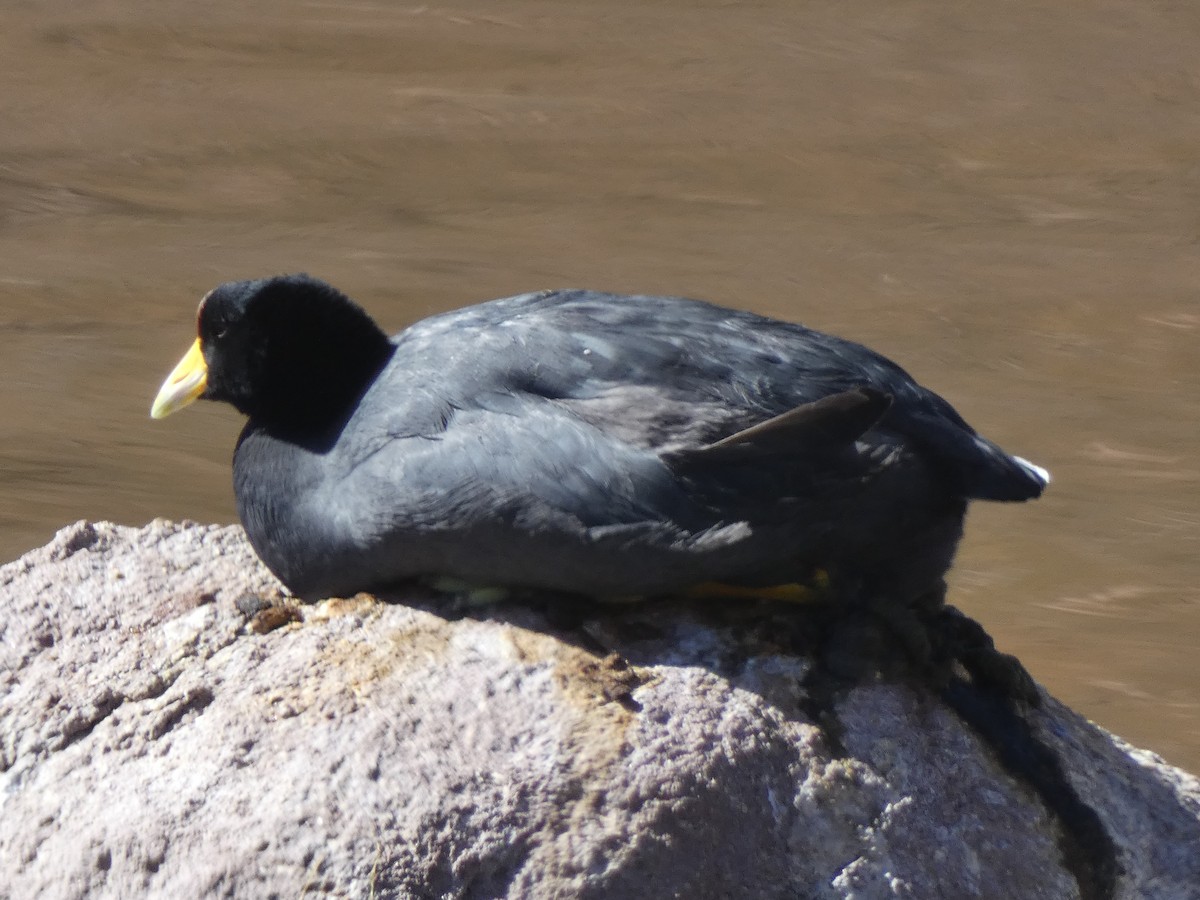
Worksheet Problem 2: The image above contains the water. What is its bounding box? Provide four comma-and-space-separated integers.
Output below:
2, 0, 1198, 769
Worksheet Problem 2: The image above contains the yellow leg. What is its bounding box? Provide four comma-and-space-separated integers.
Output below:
681, 570, 830, 604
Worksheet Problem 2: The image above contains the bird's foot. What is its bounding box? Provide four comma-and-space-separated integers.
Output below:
680, 569, 832, 605
421, 576, 512, 606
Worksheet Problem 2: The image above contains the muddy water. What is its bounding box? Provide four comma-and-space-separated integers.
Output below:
2, 1, 1199, 768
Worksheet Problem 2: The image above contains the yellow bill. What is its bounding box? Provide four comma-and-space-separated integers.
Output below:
151, 338, 208, 419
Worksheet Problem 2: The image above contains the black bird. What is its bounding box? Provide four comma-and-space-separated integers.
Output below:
152, 275, 1047, 603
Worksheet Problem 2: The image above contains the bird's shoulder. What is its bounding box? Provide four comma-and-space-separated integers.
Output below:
347, 290, 1017, 493
386, 289, 915, 420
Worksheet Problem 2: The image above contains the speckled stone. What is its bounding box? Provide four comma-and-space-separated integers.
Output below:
1, 520, 1198, 899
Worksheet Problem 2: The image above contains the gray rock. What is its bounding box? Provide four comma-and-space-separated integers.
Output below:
1, 520, 1198, 899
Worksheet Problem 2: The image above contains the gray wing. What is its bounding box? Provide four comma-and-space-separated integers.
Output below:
388, 290, 1045, 500
316, 399, 754, 596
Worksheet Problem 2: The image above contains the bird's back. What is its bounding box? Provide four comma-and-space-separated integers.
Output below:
387, 289, 1047, 502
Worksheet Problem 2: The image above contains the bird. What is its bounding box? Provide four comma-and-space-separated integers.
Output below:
151, 274, 1048, 604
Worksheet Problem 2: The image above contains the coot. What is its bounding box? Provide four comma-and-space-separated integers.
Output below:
152, 275, 1047, 603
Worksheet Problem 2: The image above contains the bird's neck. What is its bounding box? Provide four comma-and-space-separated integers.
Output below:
252, 317, 395, 449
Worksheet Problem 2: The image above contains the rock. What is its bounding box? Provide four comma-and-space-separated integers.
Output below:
1, 520, 1198, 899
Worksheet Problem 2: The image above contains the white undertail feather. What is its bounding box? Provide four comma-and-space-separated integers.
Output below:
1014, 455, 1051, 486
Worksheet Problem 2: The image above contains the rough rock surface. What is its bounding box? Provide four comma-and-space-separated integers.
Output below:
2, 520, 1199, 900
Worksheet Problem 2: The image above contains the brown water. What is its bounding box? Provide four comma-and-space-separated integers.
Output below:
2, 1, 1198, 769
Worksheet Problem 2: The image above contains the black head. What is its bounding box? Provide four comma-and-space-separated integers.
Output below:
154, 274, 394, 442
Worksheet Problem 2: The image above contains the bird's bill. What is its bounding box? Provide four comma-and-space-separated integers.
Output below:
151, 338, 208, 419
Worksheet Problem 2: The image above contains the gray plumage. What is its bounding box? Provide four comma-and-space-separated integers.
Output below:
177, 276, 1047, 602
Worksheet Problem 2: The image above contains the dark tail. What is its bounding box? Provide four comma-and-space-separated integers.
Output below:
965, 436, 1051, 502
